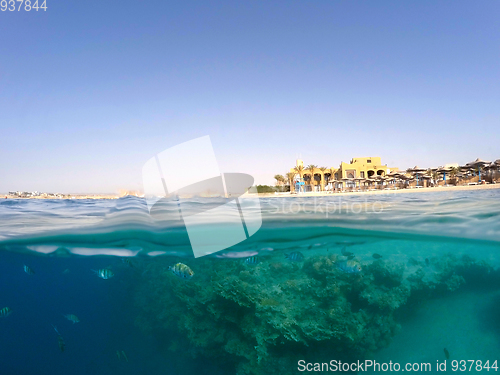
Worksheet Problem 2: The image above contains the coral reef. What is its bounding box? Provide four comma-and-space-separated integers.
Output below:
133, 252, 494, 375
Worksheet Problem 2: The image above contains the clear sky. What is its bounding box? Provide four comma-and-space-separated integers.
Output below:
1, 1, 499, 193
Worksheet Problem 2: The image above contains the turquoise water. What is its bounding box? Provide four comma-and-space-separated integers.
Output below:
0, 190, 499, 374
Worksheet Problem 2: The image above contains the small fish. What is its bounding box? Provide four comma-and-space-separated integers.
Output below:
0, 307, 12, 318
372, 253, 382, 259
347, 255, 355, 260
444, 348, 450, 359
121, 350, 129, 362
285, 252, 304, 262
168, 263, 194, 279
62, 268, 71, 275
24, 264, 35, 275
425, 258, 430, 266
92, 269, 114, 279
341, 247, 354, 257
244, 256, 259, 265
52, 325, 66, 352
116, 350, 121, 360
52, 325, 60, 334
337, 260, 362, 273
63, 314, 80, 324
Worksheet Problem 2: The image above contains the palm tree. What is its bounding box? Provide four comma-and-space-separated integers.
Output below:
294, 165, 304, 180
306, 164, 317, 192
330, 167, 337, 190
450, 166, 459, 182
286, 172, 296, 192
293, 165, 305, 192
431, 170, 439, 186
274, 174, 285, 186
319, 167, 328, 191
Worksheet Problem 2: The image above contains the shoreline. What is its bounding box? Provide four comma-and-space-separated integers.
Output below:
3, 183, 499, 200
1, 194, 120, 200
254, 183, 500, 198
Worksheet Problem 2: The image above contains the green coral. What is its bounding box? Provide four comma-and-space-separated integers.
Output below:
133, 253, 493, 375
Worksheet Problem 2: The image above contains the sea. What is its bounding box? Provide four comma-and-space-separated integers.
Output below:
0, 190, 499, 375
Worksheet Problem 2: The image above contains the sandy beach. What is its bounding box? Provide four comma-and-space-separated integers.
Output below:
256, 183, 500, 198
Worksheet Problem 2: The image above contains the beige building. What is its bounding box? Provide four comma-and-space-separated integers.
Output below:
291, 156, 398, 191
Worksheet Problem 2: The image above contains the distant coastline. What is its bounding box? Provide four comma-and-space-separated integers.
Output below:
3, 182, 500, 200
1, 193, 121, 200
2, 190, 142, 200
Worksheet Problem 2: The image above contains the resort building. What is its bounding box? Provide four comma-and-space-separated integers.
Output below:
290, 157, 398, 192
286, 156, 499, 193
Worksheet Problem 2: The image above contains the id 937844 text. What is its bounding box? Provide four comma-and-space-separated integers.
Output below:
1, 0, 47, 11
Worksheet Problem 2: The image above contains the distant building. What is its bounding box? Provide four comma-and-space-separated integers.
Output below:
291, 156, 398, 191
339, 157, 397, 179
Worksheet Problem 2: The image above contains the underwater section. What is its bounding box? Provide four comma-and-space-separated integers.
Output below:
1, 190, 500, 374
132, 236, 500, 375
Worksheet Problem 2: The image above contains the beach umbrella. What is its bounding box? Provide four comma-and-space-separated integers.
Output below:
494, 161, 500, 178
408, 166, 426, 186
436, 166, 451, 171
483, 162, 497, 179
419, 175, 431, 186
465, 158, 491, 167
341, 177, 355, 189
365, 178, 377, 187
459, 165, 474, 179
466, 158, 491, 181
354, 177, 365, 188
376, 176, 389, 187
386, 172, 399, 183
334, 179, 344, 189
408, 166, 426, 173
436, 166, 452, 182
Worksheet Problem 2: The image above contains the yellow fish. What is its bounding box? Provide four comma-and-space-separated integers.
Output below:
168, 263, 194, 279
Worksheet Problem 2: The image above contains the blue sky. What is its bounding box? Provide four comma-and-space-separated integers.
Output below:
1, 1, 499, 193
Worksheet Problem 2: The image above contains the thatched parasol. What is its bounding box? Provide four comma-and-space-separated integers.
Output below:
465, 158, 491, 168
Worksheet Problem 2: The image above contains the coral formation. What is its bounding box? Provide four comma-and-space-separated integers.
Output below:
133, 252, 495, 375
